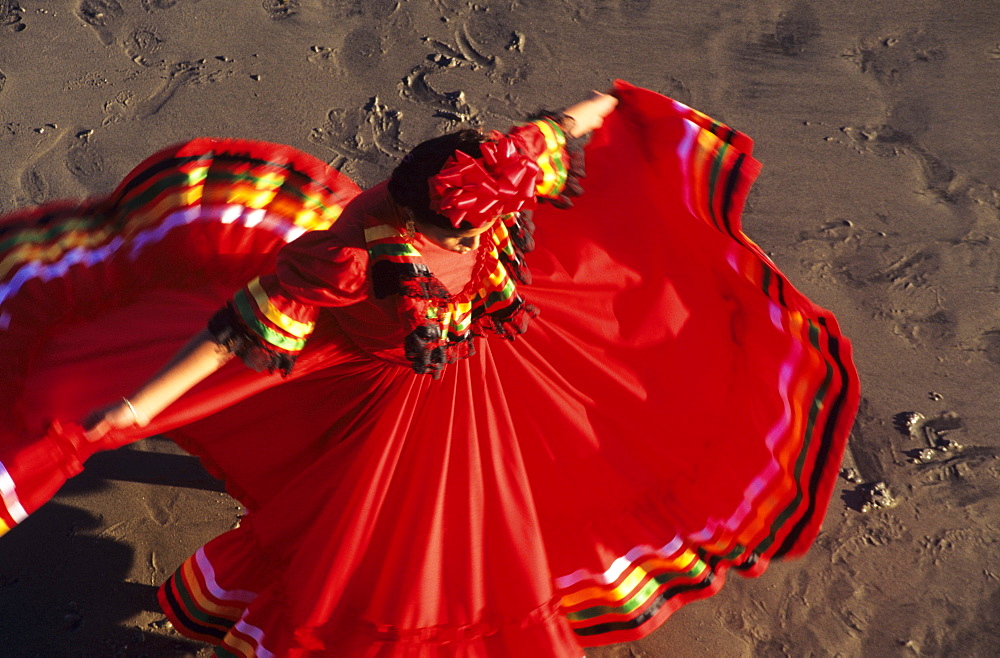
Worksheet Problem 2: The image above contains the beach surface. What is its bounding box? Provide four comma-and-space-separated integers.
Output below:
1, 1, 998, 655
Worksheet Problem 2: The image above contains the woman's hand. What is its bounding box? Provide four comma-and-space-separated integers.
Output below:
81, 329, 232, 442
562, 91, 619, 137
83, 398, 150, 442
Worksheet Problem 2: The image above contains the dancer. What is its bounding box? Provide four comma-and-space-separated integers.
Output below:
0, 82, 859, 656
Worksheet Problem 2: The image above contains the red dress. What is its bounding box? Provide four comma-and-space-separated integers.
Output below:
0, 82, 859, 656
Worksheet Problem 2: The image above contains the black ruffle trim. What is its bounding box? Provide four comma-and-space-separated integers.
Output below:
371, 260, 450, 300
404, 323, 477, 380
208, 304, 297, 377
474, 297, 539, 340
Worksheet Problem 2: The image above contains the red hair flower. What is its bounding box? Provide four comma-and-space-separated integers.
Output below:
428, 133, 540, 228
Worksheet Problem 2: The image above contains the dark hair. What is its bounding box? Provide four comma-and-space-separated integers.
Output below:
388, 130, 488, 231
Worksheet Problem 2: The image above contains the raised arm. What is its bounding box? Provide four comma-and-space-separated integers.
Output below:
561, 90, 618, 137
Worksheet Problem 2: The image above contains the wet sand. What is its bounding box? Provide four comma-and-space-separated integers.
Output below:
1, 1, 998, 655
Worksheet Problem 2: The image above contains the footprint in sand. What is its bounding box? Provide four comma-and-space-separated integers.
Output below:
262, 0, 299, 21
309, 97, 408, 167
399, 24, 508, 120
66, 143, 107, 192
77, 0, 125, 45
768, 1, 821, 56
978, 329, 1000, 366
841, 125, 965, 202
123, 26, 165, 67
400, 62, 479, 124
338, 26, 385, 76
102, 60, 207, 124
843, 31, 946, 85
0, 0, 24, 31
20, 168, 49, 206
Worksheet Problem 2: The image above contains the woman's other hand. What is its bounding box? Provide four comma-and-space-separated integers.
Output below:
562, 91, 619, 137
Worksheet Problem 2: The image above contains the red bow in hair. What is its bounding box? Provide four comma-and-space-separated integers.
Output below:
428, 133, 540, 229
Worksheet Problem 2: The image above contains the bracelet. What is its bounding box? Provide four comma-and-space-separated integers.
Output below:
122, 397, 149, 426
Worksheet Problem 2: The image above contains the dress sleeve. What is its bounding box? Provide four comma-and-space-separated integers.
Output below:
208, 230, 368, 375
506, 114, 586, 208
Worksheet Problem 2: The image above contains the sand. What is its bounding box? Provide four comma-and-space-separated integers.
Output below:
1, 1, 998, 655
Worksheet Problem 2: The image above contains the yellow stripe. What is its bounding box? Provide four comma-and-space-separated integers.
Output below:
0, 518, 10, 536
559, 549, 700, 608
246, 278, 315, 338
0, 228, 113, 281
294, 203, 341, 231
226, 187, 277, 210
181, 559, 246, 621
487, 262, 507, 287
532, 120, 563, 197
692, 131, 723, 226
364, 224, 404, 242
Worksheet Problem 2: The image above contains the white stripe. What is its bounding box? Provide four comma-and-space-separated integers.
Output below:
0, 461, 29, 523
220, 205, 244, 224
1, 206, 303, 309
676, 121, 699, 216
243, 208, 267, 228
554, 535, 683, 590
233, 618, 275, 658
194, 547, 258, 604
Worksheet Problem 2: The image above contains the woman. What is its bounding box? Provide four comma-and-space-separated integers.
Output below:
0, 82, 859, 656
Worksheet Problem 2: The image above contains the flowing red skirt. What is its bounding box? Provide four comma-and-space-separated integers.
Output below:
0, 82, 859, 656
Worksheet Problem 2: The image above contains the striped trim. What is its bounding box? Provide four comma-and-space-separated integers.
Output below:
2, 140, 358, 312
0, 460, 29, 532
558, 99, 858, 645
222, 618, 276, 658
246, 278, 315, 339
530, 118, 569, 198
159, 547, 269, 654
233, 290, 307, 353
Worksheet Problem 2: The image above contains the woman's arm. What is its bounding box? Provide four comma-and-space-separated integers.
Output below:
83, 232, 368, 440
84, 330, 233, 440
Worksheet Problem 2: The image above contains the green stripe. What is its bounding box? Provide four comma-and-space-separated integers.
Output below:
215, 648, 239, 658
116, 167, 333, 220
0, 217, 107, 252
482, 278, 516, 309
706, 141, 729, 230
720, 544, 746, 561
115, 169, 207, 217
368, 242, 422, 258
172, 573, 238, 632
761, 265, 773, 298
451, 313, 472, 333
754, 321, 834, 554
234, 290, 306, 352
565, 559, 708, 622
